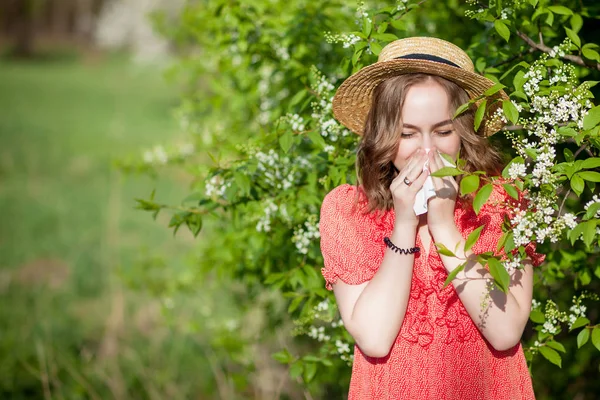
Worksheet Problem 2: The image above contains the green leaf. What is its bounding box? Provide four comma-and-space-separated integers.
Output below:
528, 0, 538, 7
578, 171, 600, 182
272, 349, 294, 364
474, 99, 487, 131
430, 166, 462, 177
565, 27, 581, 48
503, 183, 519, 200
504, 232, 516, 253
546, 340, 566, 353
582, 44, 600, 62
473, 183, 493, 215
592, 326, 600, 352
465, 225, 484, 252
460, 174, 480, 195
453, 101, 472, 118
577, 328, 590, 348
307, 130, 327, 149
288, 296, 303, 313
570, 174, 585, 196
443, 263, 465, 288
435, 242, 456, 257
502, 100, 519, 125
377, 22, 388, 34
568, 222, 586, 245
570, 317, 590, 331
487, 258, 510, 293
583, 105, 600, 130
185, 213, 203, 237
571, 14, 584, 32
513, 70, 527, 91
584, 202, 600, 220
484, 82, 506, 96
530, 310, 545, 324
558, 126, 577, 138
302, 355, 321, 363
548, 5, 573, 15
369, 41, 382, 56
289, 89, 307, 109
494, 20, 510, 42
581, 157, 600, 169
363, 17, 372, 37
499, 61, 530, 81
279, 130, 294, 153
352, 48, 363, 66
583, 220, 597, 248
539, 346, 562, 367
289, 361, 303, 379
545, 11, 554, 27
303, 362, 318, 383
372, 33, 399, 42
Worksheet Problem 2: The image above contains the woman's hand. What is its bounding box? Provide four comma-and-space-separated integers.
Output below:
390, 148, 429, 227
426, 147, 459, 235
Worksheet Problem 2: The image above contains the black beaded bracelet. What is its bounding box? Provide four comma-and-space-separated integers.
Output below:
383, 237, 420, 255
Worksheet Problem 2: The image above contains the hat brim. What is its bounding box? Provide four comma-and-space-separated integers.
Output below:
332, 59, 509, 137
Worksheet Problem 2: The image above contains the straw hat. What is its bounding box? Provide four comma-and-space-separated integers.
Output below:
332, 36, 508, 137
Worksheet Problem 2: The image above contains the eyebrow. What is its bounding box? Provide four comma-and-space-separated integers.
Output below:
402, 119, 453, 130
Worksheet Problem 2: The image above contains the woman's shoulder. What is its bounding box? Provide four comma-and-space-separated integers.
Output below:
320, 183, 386, 226
322, 184, 367, 211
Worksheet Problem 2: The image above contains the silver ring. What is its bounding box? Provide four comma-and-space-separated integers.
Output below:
403, 177, 412, 186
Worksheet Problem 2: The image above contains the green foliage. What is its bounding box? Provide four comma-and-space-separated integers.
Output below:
129, 0, 600, 398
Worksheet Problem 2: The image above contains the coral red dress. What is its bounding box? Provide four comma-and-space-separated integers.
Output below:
319, 183, 544, 400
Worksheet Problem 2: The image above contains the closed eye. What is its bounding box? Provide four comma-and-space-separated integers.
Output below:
401, 132, 416, 138
437, 130, 453, 136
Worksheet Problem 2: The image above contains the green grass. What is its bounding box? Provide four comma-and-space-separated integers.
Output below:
0, 54, 223, 398
0, 55, 191, 287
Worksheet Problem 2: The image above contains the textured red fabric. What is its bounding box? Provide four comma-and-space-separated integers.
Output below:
319, 182, 544, 400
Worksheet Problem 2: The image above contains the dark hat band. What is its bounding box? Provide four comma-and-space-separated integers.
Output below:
395, 53, 461, 69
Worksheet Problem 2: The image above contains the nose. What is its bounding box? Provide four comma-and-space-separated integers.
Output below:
420, 133, 432, 150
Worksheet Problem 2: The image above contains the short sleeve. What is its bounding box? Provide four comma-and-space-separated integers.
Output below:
472, 181, 545, 267
319, 184, 384, 290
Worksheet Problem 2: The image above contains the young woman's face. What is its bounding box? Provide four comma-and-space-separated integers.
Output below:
393, 80, 461, 171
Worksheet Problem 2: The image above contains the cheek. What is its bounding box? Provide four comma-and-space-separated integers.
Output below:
394, 141, 419, 167
436, 136, 461, 157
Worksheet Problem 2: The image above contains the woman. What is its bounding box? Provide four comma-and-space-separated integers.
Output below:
319, 37, 544, 399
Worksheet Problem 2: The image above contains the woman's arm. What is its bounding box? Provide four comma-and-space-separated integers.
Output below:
426, 148, 534, 351
331, 149, 430, 358
432, 226, 534, 351
333, 223, 418, 358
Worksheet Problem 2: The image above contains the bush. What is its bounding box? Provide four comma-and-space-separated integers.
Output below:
132, 0, 600, 398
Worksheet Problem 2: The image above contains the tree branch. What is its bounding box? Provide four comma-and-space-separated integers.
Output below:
515, 31, 600, 71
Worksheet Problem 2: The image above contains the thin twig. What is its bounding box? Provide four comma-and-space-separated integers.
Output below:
558, 188, 571, 217
501, 125, 525, 131
572, 142, 593, 158
515, 31, 600, 71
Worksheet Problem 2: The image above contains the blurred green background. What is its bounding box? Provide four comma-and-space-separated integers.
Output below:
0, 1, 220, 398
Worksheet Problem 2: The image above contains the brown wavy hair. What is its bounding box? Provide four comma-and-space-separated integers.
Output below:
356, 74, 504, 212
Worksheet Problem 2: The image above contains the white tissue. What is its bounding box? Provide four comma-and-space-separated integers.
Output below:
413, 149, 455, 216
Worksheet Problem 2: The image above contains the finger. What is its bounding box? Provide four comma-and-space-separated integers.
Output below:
399, 149, 425, 175
429, 149, 445, 190
406, 165, 430, 191
393, 153, 428, 188
391, 151, 426, 184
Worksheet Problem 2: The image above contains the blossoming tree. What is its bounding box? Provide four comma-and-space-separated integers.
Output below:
126, 0, 600, 397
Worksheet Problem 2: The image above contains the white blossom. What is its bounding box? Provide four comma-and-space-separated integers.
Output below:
292, 215, 321, 254
508, 163, 527, 180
